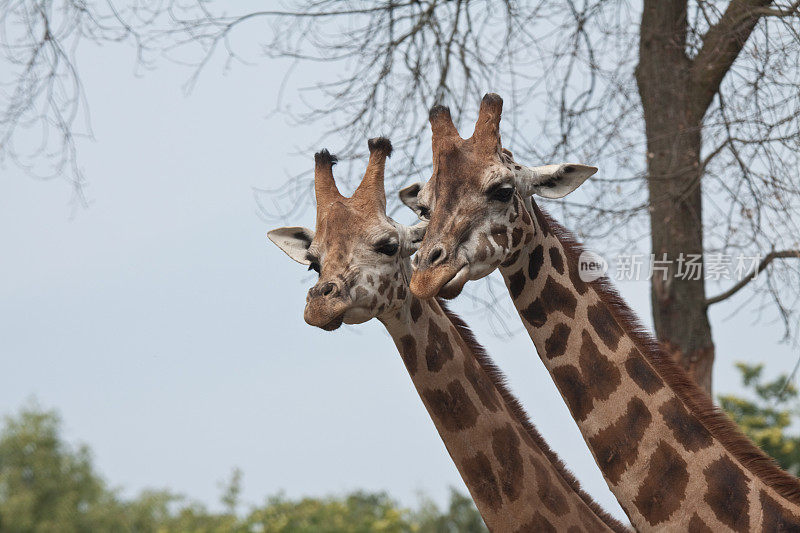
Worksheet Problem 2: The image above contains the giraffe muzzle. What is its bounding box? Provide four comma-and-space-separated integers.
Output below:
305, 281, 351, 330
409, 262, 467, 299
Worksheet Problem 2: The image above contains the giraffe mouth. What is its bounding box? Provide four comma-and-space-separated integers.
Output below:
410, 262, 467, 299
320, 314, 345, 331
438, 264, 470, 299
304, 299, 350, 331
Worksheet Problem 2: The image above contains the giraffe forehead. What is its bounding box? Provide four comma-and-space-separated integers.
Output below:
431, 146, 509, 194
423, 163, 509, 222
315, 201, 395, 251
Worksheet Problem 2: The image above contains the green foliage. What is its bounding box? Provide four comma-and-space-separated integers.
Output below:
0, 403, 121, 532
244, 492, 409, 532
0, 403, 486, 532
719, 362, 800, 475
410, 489, 486, 533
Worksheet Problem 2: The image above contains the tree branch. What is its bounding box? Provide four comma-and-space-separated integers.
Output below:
705, 250, 800, 306
689, 0, 772, 120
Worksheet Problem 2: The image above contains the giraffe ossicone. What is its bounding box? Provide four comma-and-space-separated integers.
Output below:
269, 137, 627, 532
406, 92, 800, 531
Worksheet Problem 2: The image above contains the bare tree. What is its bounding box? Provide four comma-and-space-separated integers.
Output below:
3, 0, 800, 392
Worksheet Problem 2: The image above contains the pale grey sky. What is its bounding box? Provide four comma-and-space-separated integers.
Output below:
0, 16, 796, 521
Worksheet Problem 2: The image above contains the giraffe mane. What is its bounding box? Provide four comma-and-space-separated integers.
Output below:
534, 202, 800, 507
438, 298, 629, 532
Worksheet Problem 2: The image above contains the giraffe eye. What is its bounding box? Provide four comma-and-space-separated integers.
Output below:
490, 185, 516, 202
375, 241, 399, 256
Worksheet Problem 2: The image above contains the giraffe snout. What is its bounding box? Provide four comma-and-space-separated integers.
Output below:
305, 279, 351, 330
308, 280, 343, 300
418, 243, 448, 269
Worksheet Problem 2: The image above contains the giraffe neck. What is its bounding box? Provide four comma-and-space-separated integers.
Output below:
498, 202, 800, 531
379, 294, 625, 532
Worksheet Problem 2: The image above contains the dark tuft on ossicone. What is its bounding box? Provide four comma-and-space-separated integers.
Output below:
482, 92, 503, 106
429, 105, 451, 121
367, 137, 392, 156
314, 149, 338, 166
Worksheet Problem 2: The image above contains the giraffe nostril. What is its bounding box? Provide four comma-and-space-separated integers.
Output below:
321, 282, 337, 297
428, 246, 445, 266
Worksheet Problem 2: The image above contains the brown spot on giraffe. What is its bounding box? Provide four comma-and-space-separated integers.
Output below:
587, 303, 623, 351
520, 202, 532, 226
624, 351, 664, 394
549, 247, 565, 275
528, 244, 545, 280
523, 231, 533, 246
552, 365, 593, 421
589, 397, 651, 484
543, 277, 578, 318
463, 359, 501, 412
659, 397, 713, 452
532, 202, 550, 238
421, 380, 479, 432
462, 451, 502, 512
520, 277, 577, 327
491, 224, 509, 249
567, 257, 588, 296
530, 457, 569, 517
520, 299, 547, 328
551, 331, 621, 421
511, 227, 524, 248
544, 323, 571, 360
501, 249, 521, 267
398, 335, 417, 376
409, 298, 422, 322
474, 233, 494, 263
704, 456, 750, 532
395, 284, 406, 301
760, 489, 800, 530
633, 440, 689, 526
578, 331, 621, 401
492, 424, 524, 501
355, 286, 369, 301
508, 268, 527, 299
378, 275, 391, 295
515, 512, 557, 533
687, 513, 713, 533
424, 319, 454, 371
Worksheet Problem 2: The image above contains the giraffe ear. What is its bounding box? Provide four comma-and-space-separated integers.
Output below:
399, 182, 424, 217
520, 164, 597, 199
268, 227, 315, 265
399, 221, 428, 258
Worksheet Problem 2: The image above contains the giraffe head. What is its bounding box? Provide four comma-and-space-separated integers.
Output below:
401, 93, 597, 299
269, 138, 426, 330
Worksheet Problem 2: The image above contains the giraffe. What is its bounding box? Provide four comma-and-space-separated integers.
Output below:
268, 137, 628, 532
402, 93, 800, 531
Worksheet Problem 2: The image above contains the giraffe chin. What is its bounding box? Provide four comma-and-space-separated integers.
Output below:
342, 307, 373, 325
319, 315, 344, 331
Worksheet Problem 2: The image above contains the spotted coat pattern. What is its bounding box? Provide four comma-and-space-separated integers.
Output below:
496, 206, 800, 531
382, 292, 625, 532
404, 92, 800, 530
279, 137, 625, 532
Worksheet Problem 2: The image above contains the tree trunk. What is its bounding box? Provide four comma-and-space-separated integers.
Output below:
636, 0, 715, 394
